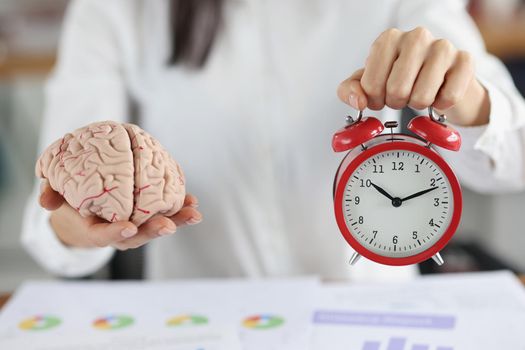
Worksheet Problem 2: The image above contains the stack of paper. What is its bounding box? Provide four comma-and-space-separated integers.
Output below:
312, 271, 525, 349
0, 278, 317, 350
0, 271, 524, 349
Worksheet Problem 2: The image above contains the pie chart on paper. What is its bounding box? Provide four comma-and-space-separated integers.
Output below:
242, 314, 285, 330
166, 314, 209, 327
92, 315, 134, 330
18, 315, 61, 331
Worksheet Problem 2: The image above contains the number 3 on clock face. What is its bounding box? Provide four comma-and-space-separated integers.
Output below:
334, 141, 462, 266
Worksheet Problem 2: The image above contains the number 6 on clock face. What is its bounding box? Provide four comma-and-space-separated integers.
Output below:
333, 135, 462, 266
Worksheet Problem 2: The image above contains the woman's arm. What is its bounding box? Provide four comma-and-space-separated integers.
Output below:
397, 0, 525, 193
23, 0, 202, 277
337, 0, 525, 193
22, 0, 132, 277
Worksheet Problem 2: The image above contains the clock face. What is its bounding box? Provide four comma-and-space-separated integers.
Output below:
342, 149, 454, 258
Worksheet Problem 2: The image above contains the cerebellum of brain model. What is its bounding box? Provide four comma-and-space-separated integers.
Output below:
35, 121, 186, 226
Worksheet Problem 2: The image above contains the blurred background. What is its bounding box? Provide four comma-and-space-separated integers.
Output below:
0, 0, 524, 292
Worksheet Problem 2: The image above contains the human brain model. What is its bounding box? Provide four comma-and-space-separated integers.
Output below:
36, 121, 185, 226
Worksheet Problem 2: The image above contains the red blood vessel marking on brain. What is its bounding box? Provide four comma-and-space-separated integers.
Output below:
35, 121, 186, 226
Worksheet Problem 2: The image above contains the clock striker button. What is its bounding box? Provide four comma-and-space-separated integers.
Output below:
332, 117, 384, 152
407, 116, 462, 151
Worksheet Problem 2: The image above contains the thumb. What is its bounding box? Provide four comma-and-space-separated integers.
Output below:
39, 180, 65, 211
337, 68, 368, 110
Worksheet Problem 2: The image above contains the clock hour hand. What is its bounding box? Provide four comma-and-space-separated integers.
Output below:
370, 182, 394, 201
401, 186, 439, 202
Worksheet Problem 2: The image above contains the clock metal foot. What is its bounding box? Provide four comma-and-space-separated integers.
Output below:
348, 252, 361, 265
431, 252, 444, 266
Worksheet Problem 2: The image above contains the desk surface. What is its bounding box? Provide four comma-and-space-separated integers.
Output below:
1, 275, 524, 310
0, 293, 9, 309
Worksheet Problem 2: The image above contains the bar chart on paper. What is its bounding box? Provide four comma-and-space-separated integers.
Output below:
313, 309, 456, 350
362, 338, 453, 350
311, 272, 525, 350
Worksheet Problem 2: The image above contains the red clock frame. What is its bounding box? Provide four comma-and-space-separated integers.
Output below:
333, 139, 462, 266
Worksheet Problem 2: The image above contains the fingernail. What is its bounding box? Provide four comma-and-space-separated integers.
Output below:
121, 227, 137, 238
158, 226, 176, 236
348, 93, 359, 109
186, 217, 202, 225
40, 181, 46, 194
190, 203, 199, 208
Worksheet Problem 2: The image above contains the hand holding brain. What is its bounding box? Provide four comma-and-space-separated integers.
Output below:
36, 121, 186, 226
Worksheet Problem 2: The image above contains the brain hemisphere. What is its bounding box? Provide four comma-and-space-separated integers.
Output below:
124, 123, 185, 225
36, 121, 186, 226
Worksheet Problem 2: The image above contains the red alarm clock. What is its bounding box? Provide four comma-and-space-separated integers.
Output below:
332, 107, 462, 266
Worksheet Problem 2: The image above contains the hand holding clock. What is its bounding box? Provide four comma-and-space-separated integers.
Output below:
337, 27, 490, 127
332, 29, 466, 265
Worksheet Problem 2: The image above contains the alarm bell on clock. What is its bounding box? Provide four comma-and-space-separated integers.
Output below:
332, 107, 462, 267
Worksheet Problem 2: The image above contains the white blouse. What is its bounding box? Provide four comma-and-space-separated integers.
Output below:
21, 0, 525, 281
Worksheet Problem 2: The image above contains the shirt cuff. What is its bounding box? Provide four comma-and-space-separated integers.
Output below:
22, 193, 115, 278
452, 77, 518, 182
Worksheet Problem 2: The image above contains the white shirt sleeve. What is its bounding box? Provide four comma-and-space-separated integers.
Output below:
396, 0, 525, 193
21, 0, 130, 277
22, 184, 115, 278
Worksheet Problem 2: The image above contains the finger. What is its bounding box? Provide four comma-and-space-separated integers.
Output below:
409, 39, 456, 110
113, 215, 175, 250
184, 193, 199, 208
169, 206, 202, 226
386, 28, 434, 109
433, 51, 474, 111
85, 218, 138, 248
39, 180, 65, 211
337, 68, 368, 110
361, 28, 402, 110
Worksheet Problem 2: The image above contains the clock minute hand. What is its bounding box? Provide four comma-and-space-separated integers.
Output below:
401, 186, 439, 202
370, 182, 394, 201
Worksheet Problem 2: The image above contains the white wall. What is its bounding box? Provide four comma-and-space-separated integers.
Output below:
488, 193, 525, 269
0, 77, 54, 293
